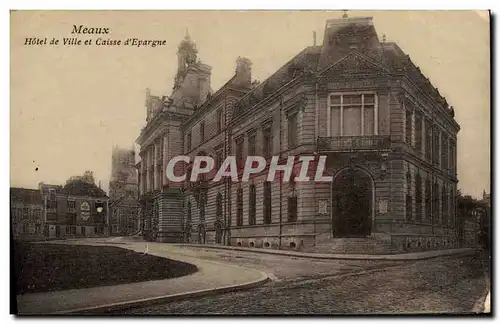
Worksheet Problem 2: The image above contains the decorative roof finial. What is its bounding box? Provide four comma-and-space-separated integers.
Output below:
382, 34, 387, 43
185, 28, 190, 40
342, 10, 348, 19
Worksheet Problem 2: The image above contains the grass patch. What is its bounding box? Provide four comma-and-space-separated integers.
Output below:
13, 241, 198, 295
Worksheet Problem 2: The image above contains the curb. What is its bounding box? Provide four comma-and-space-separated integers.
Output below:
41, 243, 270, 315
50, 274, 269, 315
177, 244, 478, 261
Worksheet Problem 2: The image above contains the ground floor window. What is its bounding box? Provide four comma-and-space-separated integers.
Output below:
288, 195, 298, 222
263, 182, 272, 224
236, 188, 243, 226
249, 185, 256, 225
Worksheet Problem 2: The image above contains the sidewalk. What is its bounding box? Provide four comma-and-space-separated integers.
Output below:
178, 244, 477, 261
16, 242, 269, 315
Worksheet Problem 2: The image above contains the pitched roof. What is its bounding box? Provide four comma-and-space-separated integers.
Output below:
62, 180, 108, 198
233, 46, 321, 117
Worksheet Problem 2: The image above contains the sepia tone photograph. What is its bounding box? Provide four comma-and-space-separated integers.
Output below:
10, 10, 491, 315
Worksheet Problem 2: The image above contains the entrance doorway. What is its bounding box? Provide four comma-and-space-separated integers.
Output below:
332, 167, 373, 237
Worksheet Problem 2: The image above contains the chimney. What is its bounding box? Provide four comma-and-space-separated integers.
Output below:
234, 57, 252, 88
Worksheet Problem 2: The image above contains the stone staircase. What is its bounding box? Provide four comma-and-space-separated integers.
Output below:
307, 233, 397, 254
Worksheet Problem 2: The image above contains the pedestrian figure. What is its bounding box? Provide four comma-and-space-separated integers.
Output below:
142, 244, 149, 255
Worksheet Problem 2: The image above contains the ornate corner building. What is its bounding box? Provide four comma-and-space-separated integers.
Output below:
136, 16, 460, 253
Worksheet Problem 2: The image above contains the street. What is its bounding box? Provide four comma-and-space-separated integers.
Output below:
107, 245, 489, 315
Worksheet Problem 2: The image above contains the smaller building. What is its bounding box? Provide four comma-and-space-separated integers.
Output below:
10, 188, 44, 239
39, 177, 110, 239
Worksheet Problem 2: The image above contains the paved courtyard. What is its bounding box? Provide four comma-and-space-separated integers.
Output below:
116, 251, 489, 315
18, 238, 488, 315
164, 245, 406, 281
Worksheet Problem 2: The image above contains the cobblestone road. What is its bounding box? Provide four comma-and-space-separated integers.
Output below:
113, 247, 489, 315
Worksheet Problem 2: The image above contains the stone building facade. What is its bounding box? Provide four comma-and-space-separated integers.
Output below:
109, 146, 140, 235
137, 16, 460, 253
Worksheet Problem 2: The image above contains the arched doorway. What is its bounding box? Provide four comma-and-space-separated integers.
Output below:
214, 221, 223, 244
332, 167, 373, 237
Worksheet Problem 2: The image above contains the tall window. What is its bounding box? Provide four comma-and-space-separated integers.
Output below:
415, 172, 422, 222
235, 136, 244, 169
187, 132, 192, 151
415, 112, 423, 152
263, 126, 273, 158
450, 140, 456, 174
425, 178, 432, 223
217, 109, 223, 133
236, 188, 243, 226
263, 182, 272, 224
433, 127, 440, 167
406, 170, 413, 221
441, 134, 449, 171
248, 132, 256, 156
216, 193, 223, 220
425, 119, 432, 161
215, 148, 224, 170
249, 184, 256, 225
405, 108, 413, 145
329, 93, 376, 136
288, 195, 298, 222
288, 112, 298, 148
200, 122, 205, 143
442, 185, 448, 226
433, 182, 440, 224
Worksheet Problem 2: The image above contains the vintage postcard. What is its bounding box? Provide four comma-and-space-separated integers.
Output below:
10, 10, 491, 315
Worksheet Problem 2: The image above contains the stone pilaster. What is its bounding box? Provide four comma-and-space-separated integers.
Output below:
153, 140, 158, 190
162, 133, 169, 186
